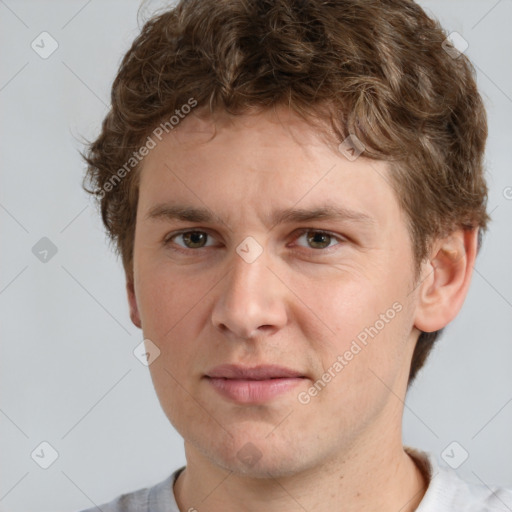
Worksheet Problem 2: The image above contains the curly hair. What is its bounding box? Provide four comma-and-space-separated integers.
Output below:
82, 0, 490, 385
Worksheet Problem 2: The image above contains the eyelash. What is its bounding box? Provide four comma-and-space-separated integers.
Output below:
163, 228, 346, 255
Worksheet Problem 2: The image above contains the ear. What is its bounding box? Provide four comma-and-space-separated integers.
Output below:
126, 277, 142, 329
414, 228, 478, 333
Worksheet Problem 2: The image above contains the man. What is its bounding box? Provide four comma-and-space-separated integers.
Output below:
80, 0, 511, 510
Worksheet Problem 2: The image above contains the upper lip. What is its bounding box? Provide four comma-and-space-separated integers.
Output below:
205, 364, 305, 380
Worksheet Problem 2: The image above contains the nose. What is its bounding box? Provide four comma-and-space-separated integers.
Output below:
210, 248, 288, 341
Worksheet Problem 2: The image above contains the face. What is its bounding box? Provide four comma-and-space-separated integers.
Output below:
128, 107, 421, 477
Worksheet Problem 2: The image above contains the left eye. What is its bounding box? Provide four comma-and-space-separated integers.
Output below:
294, 230, 344, 250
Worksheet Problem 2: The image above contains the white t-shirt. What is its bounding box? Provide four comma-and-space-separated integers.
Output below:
78, 447, 512, 511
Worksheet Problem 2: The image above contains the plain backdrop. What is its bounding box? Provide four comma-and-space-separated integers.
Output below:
1, 1, 511, 510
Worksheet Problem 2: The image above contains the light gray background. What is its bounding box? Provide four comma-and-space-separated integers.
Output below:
1, 1, 511, 511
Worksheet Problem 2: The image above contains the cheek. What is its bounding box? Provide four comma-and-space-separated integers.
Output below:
298, 263, 411, 382
290, 269, 385, 347
136, 257, 212, 335
135, 263, 218, 386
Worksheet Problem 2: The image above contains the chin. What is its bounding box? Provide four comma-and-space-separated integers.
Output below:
200, 433, 316, 479
217, 453, 306, 479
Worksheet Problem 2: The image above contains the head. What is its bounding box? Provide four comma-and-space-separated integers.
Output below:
83, 0, 489, 476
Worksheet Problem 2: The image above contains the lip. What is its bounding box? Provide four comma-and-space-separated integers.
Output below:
205, 364, 305, 380
204, 364, 306, 404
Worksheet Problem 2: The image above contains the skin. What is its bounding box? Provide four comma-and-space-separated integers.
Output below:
126, 106, 478, 512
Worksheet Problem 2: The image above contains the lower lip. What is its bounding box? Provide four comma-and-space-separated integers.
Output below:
206, 377, 305, 403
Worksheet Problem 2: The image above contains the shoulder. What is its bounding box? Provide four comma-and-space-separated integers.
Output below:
424, 465, 512, 511
75, 470, 181, 512
406, 447, 512, 512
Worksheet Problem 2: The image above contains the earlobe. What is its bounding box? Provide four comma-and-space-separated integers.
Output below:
414, 228, 478, 333
126, 278, 142, 329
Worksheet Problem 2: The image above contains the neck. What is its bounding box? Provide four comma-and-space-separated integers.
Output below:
174, 430, 428, 512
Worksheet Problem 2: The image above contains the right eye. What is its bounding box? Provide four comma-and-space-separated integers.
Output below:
164, 230, 218, 252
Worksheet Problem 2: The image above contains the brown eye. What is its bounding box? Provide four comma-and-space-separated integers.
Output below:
306, 231, 331, 249
182, 231, 208, 248
167, 231, 214, 250
294, 230, 344, 250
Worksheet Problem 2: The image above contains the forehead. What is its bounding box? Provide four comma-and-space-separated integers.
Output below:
137, 107, 404, 232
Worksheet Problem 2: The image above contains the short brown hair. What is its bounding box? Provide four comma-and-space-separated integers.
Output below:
82, 0, 490, 385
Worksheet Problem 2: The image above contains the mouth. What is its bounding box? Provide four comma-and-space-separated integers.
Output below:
204, 364, 307, 403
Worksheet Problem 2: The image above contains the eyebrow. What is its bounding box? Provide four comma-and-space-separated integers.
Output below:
145, 202, 376, 229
